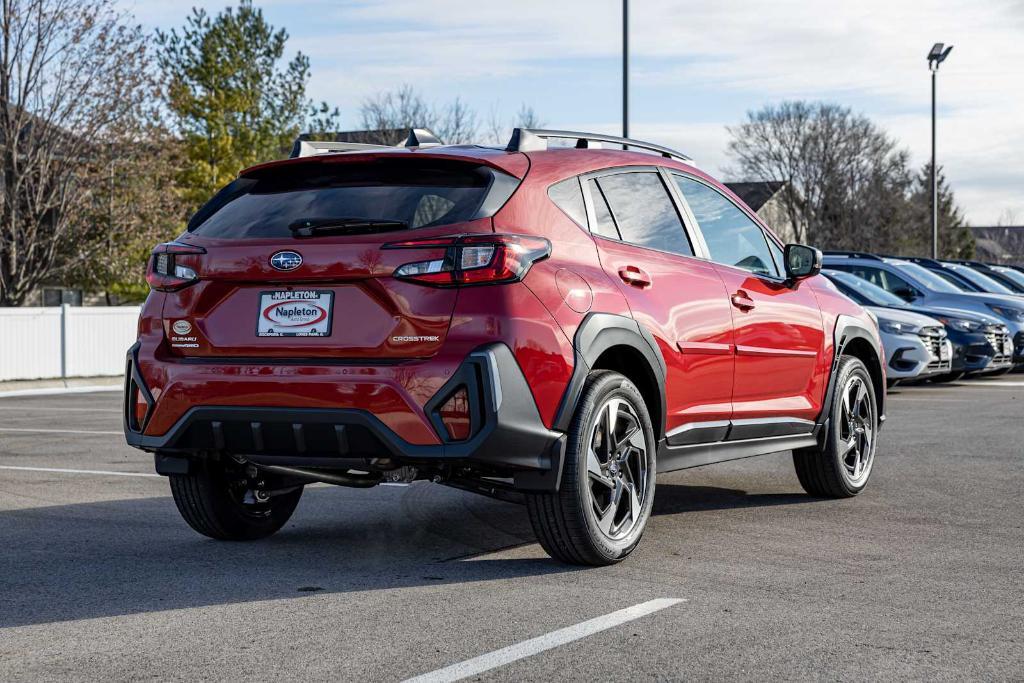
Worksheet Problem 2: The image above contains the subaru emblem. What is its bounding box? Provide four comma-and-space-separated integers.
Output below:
270, 251, 302, 271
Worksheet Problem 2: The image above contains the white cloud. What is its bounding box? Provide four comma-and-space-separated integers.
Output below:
120, 0, 1024, 223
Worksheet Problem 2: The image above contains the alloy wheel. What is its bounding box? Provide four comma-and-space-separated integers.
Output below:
838, 375, 875, 487
585, 397, 651, 540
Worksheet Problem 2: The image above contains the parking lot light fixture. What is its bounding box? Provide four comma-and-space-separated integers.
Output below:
927, 42, 953, 259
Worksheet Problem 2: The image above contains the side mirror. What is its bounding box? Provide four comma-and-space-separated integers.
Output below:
784, 244, 822, 282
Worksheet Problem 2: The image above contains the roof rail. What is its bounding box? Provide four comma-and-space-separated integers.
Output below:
895, 256, 945, 268
290, 128, 443, 158
506, 128, 692, 163
947, 258, 993, 270
821, 250, 883, 261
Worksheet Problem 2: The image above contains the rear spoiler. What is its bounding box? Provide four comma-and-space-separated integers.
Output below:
290, 128, 443, 158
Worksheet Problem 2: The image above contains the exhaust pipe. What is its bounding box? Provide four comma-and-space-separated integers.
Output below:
258, 464, 382, 488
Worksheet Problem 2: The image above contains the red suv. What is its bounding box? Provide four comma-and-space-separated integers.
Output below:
125, 128, 885, 565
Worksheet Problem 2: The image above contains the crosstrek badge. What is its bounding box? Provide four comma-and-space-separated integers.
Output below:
256, 290, 333, 337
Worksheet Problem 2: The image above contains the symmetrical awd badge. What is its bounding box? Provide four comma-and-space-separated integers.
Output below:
270, 251, 302, 271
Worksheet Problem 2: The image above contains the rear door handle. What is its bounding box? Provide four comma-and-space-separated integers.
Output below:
730, 291, 755, 310
618, 266, 652, 288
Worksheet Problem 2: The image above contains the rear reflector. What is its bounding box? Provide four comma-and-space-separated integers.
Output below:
385, 233, 550, 287
439, 386, 471, 441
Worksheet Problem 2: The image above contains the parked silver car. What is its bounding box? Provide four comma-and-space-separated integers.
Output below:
871, 307, 952, 382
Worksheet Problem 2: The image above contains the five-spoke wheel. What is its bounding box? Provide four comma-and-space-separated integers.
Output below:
793, 355, 879, 498
585, 397, 650, 541
526, 370, 656, 565
838, 374, 875, 487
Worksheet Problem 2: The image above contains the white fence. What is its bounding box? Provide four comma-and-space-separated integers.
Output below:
0, 305, 141, 381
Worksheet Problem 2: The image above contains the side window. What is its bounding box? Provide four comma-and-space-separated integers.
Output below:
547, 177, 588, 228
673, 174, 779, 277
586, 179, 621, 239
838, 265, 915, 296
593, 172, 693, 256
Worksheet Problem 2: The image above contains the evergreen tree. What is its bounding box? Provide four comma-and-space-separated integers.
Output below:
156, 1, 330, 211
901, 163, 975, 258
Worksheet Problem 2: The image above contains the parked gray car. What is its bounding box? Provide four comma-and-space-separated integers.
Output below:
824, 252, 1024, 367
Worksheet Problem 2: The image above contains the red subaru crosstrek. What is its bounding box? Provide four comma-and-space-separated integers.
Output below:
125, 128, 885, 565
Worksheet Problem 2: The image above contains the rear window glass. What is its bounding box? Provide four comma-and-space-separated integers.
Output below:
189, 159, 499, 239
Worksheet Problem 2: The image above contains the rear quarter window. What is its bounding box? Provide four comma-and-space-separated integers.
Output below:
189, 158, 510, 239
547, 177, 588, 228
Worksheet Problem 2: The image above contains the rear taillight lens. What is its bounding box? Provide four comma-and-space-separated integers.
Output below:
384, 234, 550, 287
146, 242, 205, 291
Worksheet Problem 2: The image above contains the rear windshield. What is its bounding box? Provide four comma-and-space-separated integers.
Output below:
188, 158, 510, 238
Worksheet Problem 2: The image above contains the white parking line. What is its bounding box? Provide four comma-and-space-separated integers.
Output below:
948, 381, 1024, 388
401, 598, 685, 683
0, 386, 121, 399
0, 427, 122, 435
0, 406, 121, 413
0, 465, 159, 478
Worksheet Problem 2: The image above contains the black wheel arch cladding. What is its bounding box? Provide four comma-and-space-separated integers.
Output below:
553, 312, 668, 439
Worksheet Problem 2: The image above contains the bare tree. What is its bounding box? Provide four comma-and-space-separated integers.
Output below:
435, 97, 478, 145
358, 85, 434, 143
0, 0, 153, 305
996, 208, 1019, 227
484, 102, 505, 146
515, 103, 544, 129
482, 101, 546, 146
727, 101, 913, 250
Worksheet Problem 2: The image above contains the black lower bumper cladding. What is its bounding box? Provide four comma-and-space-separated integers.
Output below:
124, 343, 566, 491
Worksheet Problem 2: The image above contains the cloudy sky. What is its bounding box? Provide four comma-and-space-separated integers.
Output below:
121, 0, 1024, 225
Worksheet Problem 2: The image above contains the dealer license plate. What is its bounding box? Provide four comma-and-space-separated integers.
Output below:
256, 290, 333, 337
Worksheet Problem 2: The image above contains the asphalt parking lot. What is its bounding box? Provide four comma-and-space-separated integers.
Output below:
0, 378, 1022, 681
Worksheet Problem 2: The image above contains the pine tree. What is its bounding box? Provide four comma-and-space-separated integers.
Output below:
902, 163, 975, 258
156, 2, 320, 211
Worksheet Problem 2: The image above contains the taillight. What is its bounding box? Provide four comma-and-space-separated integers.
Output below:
384, 234, 550, 287
146, 242, 205, 291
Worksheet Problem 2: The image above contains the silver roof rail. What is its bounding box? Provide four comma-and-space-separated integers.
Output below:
290, 128, 444, 158
506, 128, 692, 163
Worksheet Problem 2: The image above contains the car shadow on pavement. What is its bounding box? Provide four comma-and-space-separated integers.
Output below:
652, 483, 814, 515
0, 479, 811, 629
0, 483, 564, 629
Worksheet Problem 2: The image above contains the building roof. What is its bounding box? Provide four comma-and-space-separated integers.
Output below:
970, 226, 1024, 265
724, 181, 786, 212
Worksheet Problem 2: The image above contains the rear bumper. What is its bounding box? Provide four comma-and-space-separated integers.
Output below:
124, 343, 566, 491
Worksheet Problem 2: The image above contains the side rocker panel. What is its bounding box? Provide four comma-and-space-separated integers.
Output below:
656, 313, 885, 474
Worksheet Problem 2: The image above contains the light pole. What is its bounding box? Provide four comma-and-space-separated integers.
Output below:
622, 0, 629, 143
927, 42, 953, 259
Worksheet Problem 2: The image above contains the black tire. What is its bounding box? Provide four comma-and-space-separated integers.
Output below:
526, 370, 657, 566
169, 460, 303, 540
793, 355, 878, 498
930, 371, 964, 383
